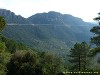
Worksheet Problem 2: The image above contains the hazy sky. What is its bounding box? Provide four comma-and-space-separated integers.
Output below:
0, 0, 100, 22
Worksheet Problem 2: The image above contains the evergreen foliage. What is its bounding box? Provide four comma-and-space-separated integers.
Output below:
90, 13, 100, 47
6, 51, 65, 75
0, 16, 6, 32
90, 13, 100, 70
68, 42, 90, 71
6, 50, 38, 75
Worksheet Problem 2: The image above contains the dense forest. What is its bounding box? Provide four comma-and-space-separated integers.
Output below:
0, 11, 100, 75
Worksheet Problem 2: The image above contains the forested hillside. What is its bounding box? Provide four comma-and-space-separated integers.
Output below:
0, 9, 95, 55
2, 24, 93, 55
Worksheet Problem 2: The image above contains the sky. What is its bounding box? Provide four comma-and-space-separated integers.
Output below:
0, 0, 100, 22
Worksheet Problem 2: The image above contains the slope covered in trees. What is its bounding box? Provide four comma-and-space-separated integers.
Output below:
2, 24, 93, 55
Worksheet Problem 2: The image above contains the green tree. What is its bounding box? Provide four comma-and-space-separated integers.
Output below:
0, 41, 11, 75
90, 13, 100, 71
0, 16, 11, 75
68, 42, 90, 71
0, 42, 6, 53
39, 52, 64, 75
6, 50, 38, 75
5, 39, 17, 53
0, 16, 6, 32
90, 13, 100, 47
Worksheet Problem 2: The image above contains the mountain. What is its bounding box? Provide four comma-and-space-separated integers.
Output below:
28, 11, 87, 25
0, 9, 95, 56
0, 9, 30, 24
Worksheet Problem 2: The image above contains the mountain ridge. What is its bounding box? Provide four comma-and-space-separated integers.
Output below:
0, 9, 90, 25
28, 11, 87, 25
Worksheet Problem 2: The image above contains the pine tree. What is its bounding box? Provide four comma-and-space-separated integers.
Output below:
68, 42, 90, 71
90, 13, 100, 66
90, 13, 100, 47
